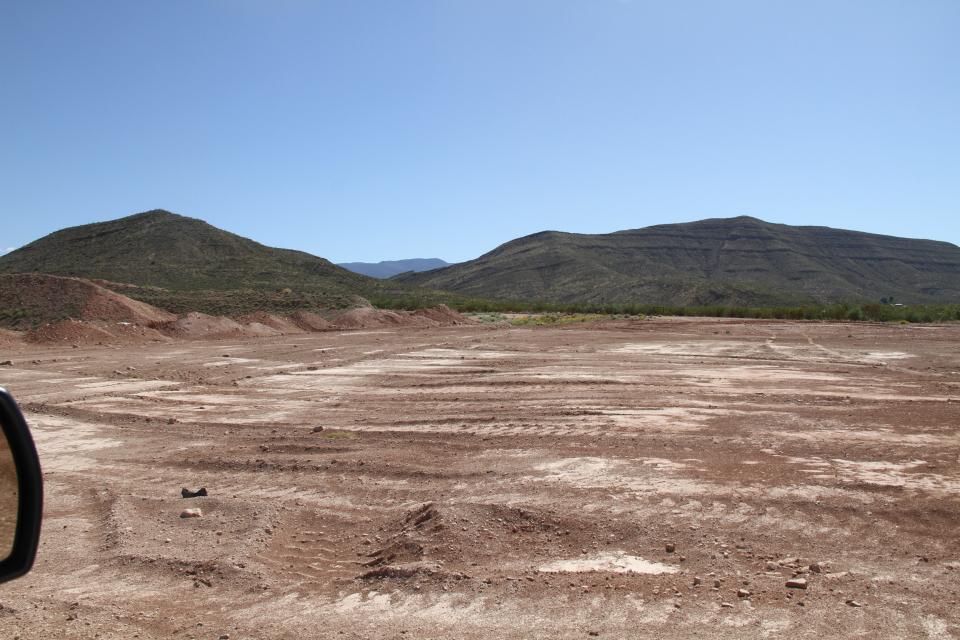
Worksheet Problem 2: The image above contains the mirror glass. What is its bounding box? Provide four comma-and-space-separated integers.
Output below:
0, 427, 16, 559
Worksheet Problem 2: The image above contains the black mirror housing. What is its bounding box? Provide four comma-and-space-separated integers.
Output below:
0, 388, 43, 583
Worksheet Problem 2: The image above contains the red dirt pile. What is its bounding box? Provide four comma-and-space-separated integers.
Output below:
24, 319, 169, 345
152, 312, 249, 340
0, 273, 175, 330
1, 272, 474, 343
0, 328, 23, 346
412, 304, 472, 326
332, 307, 407, 329
289, 310, 333, 332
26, 319, 116, 345
329, 305, 472, 330
237, 312, 305, 335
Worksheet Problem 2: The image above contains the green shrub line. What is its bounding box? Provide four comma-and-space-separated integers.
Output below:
370, 295, 960, 324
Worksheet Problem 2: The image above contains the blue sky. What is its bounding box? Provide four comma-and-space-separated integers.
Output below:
2, 0, 958, 262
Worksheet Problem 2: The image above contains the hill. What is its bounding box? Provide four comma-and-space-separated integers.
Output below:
0, 210, 441, 314
0, 209, 379, 294
394, 216, 960, 306
338, 258, 450, 279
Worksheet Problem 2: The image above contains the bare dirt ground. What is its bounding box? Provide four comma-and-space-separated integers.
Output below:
1, 317, 959, 639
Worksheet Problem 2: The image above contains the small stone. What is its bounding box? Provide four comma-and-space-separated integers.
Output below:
0, 360, 13, 366
786, 578, 808, 589
180, 508, 203, 519
692, 576, 702, 586
312, 426, 325, 433
665, 543, 676, 553
737, 588, 751, 598
720, 602, 734, 609
809, 562, 823, 574
846, 599, 863, 607
765, 561, 778, 571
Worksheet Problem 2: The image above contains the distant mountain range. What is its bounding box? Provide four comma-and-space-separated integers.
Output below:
338, 258, 449, 279
3, 211, 958, 309
394, 216, 960, 306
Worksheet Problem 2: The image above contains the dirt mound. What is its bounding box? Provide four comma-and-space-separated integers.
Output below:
289, 310, 333, 332
26, 319, 120, 345
332, 307, 408, 329
104, 322, 171, 343
330, 306, 471, 330
237, 312, 304, 334
0, 328, 23, 346
360, 502, 568, 584
0, 273, 175, 331
242, 322, 283, 337
153, 312, 248, 339
24, 319, 171, 345
413, 304, 472, 326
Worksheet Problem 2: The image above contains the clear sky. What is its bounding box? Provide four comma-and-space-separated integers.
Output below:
2, 0, 958, 263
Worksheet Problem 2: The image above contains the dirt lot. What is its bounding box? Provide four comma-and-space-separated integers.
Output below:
0, 318, 958, 639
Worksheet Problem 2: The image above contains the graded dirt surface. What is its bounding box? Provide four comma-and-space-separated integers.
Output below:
0, 318, 958, 639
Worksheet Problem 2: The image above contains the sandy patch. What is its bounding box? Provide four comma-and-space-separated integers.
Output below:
539, 552, 679, 574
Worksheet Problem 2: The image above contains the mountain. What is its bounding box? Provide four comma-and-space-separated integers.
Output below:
338, 258, 450, 279
0, 209, 436, 315
394, 216, 960, 306
0, 209, 378, 293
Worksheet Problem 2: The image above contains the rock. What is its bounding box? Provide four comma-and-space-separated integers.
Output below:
786, 578, 808, 589
312, 426, 325, 433
720, 602, 734, 609
737, 588, 751, 598
181, 487, 208, 498
765, 561, 778, 571
692, 576, 702, 586
0, 360, 13, 366
809, 562, 823, 574
180, 508, 203, 518
665, 543, 676, 553
846, 599, 863, 607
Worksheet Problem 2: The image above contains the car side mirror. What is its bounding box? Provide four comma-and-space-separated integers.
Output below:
0, 388, 43, 584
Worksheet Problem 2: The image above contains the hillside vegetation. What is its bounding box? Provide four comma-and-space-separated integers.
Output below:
0, 210, 382, 294
395, 216, 960, 306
